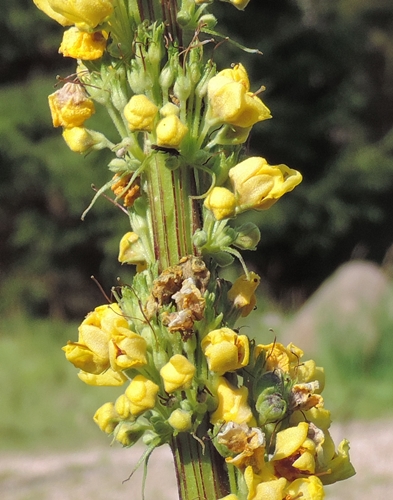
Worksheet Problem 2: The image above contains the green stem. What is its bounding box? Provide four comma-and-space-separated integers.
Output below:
170, 416, 231, 500
145, 153, 200, 270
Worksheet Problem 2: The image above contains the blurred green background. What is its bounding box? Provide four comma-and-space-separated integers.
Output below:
1, 0, 393, 453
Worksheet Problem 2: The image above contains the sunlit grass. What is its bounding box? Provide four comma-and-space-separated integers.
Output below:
0, 315, 124, 451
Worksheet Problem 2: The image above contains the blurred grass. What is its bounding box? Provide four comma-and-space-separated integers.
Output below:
0, 315, 124, 451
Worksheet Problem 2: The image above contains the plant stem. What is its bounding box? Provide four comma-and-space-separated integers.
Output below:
170, 416, 231, 500
145, 153, 200, 270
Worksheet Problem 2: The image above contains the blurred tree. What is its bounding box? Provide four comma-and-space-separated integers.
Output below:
1, 0, 393, 317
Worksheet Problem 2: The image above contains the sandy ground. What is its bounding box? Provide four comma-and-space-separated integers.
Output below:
0, 418, 391, 500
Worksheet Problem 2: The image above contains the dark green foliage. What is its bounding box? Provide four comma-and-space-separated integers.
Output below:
1, 0, 393, 317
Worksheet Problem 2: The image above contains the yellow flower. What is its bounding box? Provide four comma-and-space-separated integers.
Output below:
41, 0, 113, 29
160, 354, 196, 393
210, 377, 254, 425
156, 115, 188, 149
223, 0, 251, 10
93, 402, 119, 434
207, 63, 271, 128
201, 327, 249, 375
255, 342, 303, 376
217, 422, 265, 472
77, 369, 127, 386
124, 95, 158, 132
62, 303, 128, 374
272, 422, 316, 476
203, 187, 237, 221
168, 409, 193, 432
227, 272, 260, 317
49, 83, 95, 128
33, 0, 73, 26
59, 28, 107, 60
108, 327, 147, 371
118, 232, 147, 270
284, 476, 325, 500
114, 421, 145, 447
318, 436, 356, 485
229, 157, 303, 212
125, 375, 159, 415
62, 126, 95, 152
244, 466, 287, 500
218, 496, 239, 500
114, 394, 131, 419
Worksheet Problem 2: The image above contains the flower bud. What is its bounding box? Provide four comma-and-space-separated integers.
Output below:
114, 421, 146, 447
114, 394, 131, 419
93, 402, 119, 434
49, 83, 95, 128
62, 127, 110, 153
168, 409, 192, 432
78, 369, 127, 386
160, 354, 196, 393
118, 232, 147, 268
59, 28, 107, 60
123, 95, 158, 132
160, 102, 180, 117
233, 222, 261, 250
210, 377, 254, 425
201, 327, 249, 375
156, 115, 188, 149
229, 157, 303, 212
204, 187, 236, 221
125, 375, 159, 416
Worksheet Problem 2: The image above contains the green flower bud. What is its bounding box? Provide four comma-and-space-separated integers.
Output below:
177, 10, 192, 26
199, 14, 217, 29
193, 229, 208, 247
233, 222, 261, 250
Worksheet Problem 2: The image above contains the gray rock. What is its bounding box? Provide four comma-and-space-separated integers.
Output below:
278, 260, 390, 358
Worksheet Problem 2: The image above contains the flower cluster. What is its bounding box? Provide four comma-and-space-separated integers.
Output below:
33, 0, 355, 498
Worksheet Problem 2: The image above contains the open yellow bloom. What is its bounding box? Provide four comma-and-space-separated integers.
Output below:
207, 63, 271, 128
125, 375, 159, 415
244, 466, 287, 500
272, 422, 316, 477
156, 115, 188, 148
255, 342, 303, 377
62, 303, 128, 374
33, 0, 73, 26
204, 187, 237, 220
49, 83, 95, 128
41, 0, 113, 29
108, 327, 147, 371
124, 95, 158, 132
284, 476, 325, 500
160, 354, 196, 393
202, 327, 249, 374
227, 272, 260, 317
229, 157, 303, 212
210, 377, 254, 425
59, 28, 107, 60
